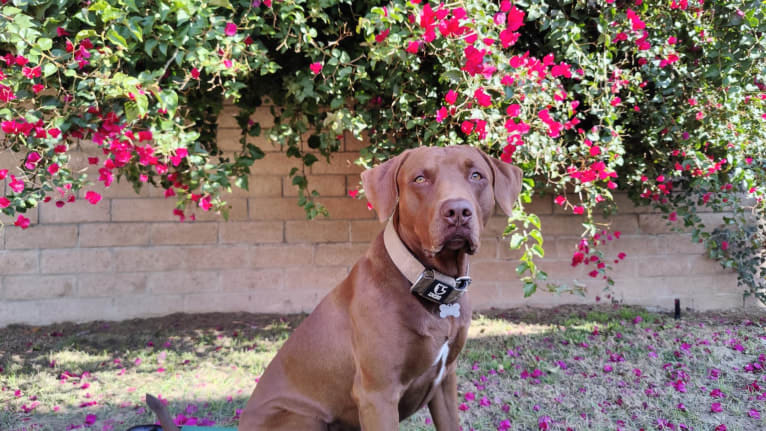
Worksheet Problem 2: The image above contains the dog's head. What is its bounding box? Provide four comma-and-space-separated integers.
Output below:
361, 146, 522, 265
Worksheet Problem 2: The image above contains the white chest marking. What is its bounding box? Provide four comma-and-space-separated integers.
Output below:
432, 341, 450, 386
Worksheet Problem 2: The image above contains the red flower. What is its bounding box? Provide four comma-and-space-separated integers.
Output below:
224, 22, 237, 36
310, 62, 323, 75
474, 87, 492, 107
406, 41, 419, 54
572, 206, 584, 215
554, 195, 566, 206
85, 191, 102, 205
9, 175, 24, 193
460, 120, 474, 135
506, 5, 525, 31
435, 106, 448, 123
22, 66, 41, 79
56, 27, 70, 37
375, 29, 390, 43
445, 90, 458, 105
137, 130, 153, 141
199, 196, 212, 211
0, 197, 10, 208
0, 84, 16, 103
14, 215, 30, 229
571, 252, 584, 266
190, 68, 200, 79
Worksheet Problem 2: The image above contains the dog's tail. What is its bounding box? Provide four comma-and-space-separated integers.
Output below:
145, 393, 181, 431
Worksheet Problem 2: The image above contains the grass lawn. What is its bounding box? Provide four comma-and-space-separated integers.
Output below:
1, 305, 764, 431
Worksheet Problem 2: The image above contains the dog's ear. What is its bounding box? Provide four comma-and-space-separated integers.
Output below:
480, 151, 523, 216
361, 151, 410, 222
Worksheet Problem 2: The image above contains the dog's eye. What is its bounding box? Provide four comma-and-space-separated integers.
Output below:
470, 172, 483, 181
414, 175, 426, 184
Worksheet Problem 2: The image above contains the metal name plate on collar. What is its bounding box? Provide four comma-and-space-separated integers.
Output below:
410, 269, 471, 304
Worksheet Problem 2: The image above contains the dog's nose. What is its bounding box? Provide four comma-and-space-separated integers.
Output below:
441, 199, 473, 226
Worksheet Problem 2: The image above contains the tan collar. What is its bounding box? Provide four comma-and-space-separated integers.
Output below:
383, 220, 471, 304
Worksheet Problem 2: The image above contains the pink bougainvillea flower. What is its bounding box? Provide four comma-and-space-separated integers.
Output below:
711, 402, 723, 413
310, 62, 323, 75
572, 206, 584, 215
474, 87, 492, 107
538, 416, 552, 430
458, 402, 469, 411
14, 215, 30, 229
445, 89, 458, 105
0, 83, 15, 103
749, 409, 761, 419
715, 425, 727, 431
460, 120, 474, 135
32, 84, 45, 94
406, 41, 420, 54
85, 191, 102, 205
668, 211, 677, 221
479, 396, 491, 407
22, 66, 41, 79
498, 419, 512, 430
191, 68, 200, 79
224, 22, 237, 36
375, 28, 390, 43
199, 196, 212, 211
0, 197, 10, 208
506, 5, 525, 31
223, 59, 233, 68
25, 151, 41, 170
435, 106, 449, 123
554, 195, 566, 206
9, 175, 25, 193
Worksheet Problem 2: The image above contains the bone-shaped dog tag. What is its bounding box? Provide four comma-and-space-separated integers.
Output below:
439, 303, 460, 319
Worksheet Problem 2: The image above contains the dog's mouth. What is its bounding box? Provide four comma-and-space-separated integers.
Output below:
429, 227, 479, 256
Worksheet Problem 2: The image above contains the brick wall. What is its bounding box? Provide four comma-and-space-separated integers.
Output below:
0, 105, 759, 327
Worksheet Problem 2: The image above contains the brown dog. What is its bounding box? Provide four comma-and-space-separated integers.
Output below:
147, 146, 521, 430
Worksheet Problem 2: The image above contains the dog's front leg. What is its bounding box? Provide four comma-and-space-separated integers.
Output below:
427, 364, 460, 431
352, 369, 400, 430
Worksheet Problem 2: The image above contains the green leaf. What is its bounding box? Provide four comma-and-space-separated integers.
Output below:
510, 233, 525, 249
36, 37, 52, 50
42, 63, 57, 77
107, 28, 128, 49
209, 0, 233, 9
523, 282, 537, 297
144, 39, 158, 56
75, 29, 98, 43
516, 261, 529, 276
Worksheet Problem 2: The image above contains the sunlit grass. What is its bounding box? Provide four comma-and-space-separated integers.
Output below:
1, 307, 764, 430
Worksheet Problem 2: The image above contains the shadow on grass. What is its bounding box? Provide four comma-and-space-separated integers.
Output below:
1, 312, 306, 379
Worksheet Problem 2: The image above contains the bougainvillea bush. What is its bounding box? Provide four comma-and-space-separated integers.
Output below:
0, 0, 764, 299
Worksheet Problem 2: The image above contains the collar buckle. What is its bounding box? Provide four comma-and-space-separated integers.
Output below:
410, 270, 471, 305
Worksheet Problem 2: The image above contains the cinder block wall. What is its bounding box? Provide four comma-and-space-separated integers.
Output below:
0, 104, 756, 326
